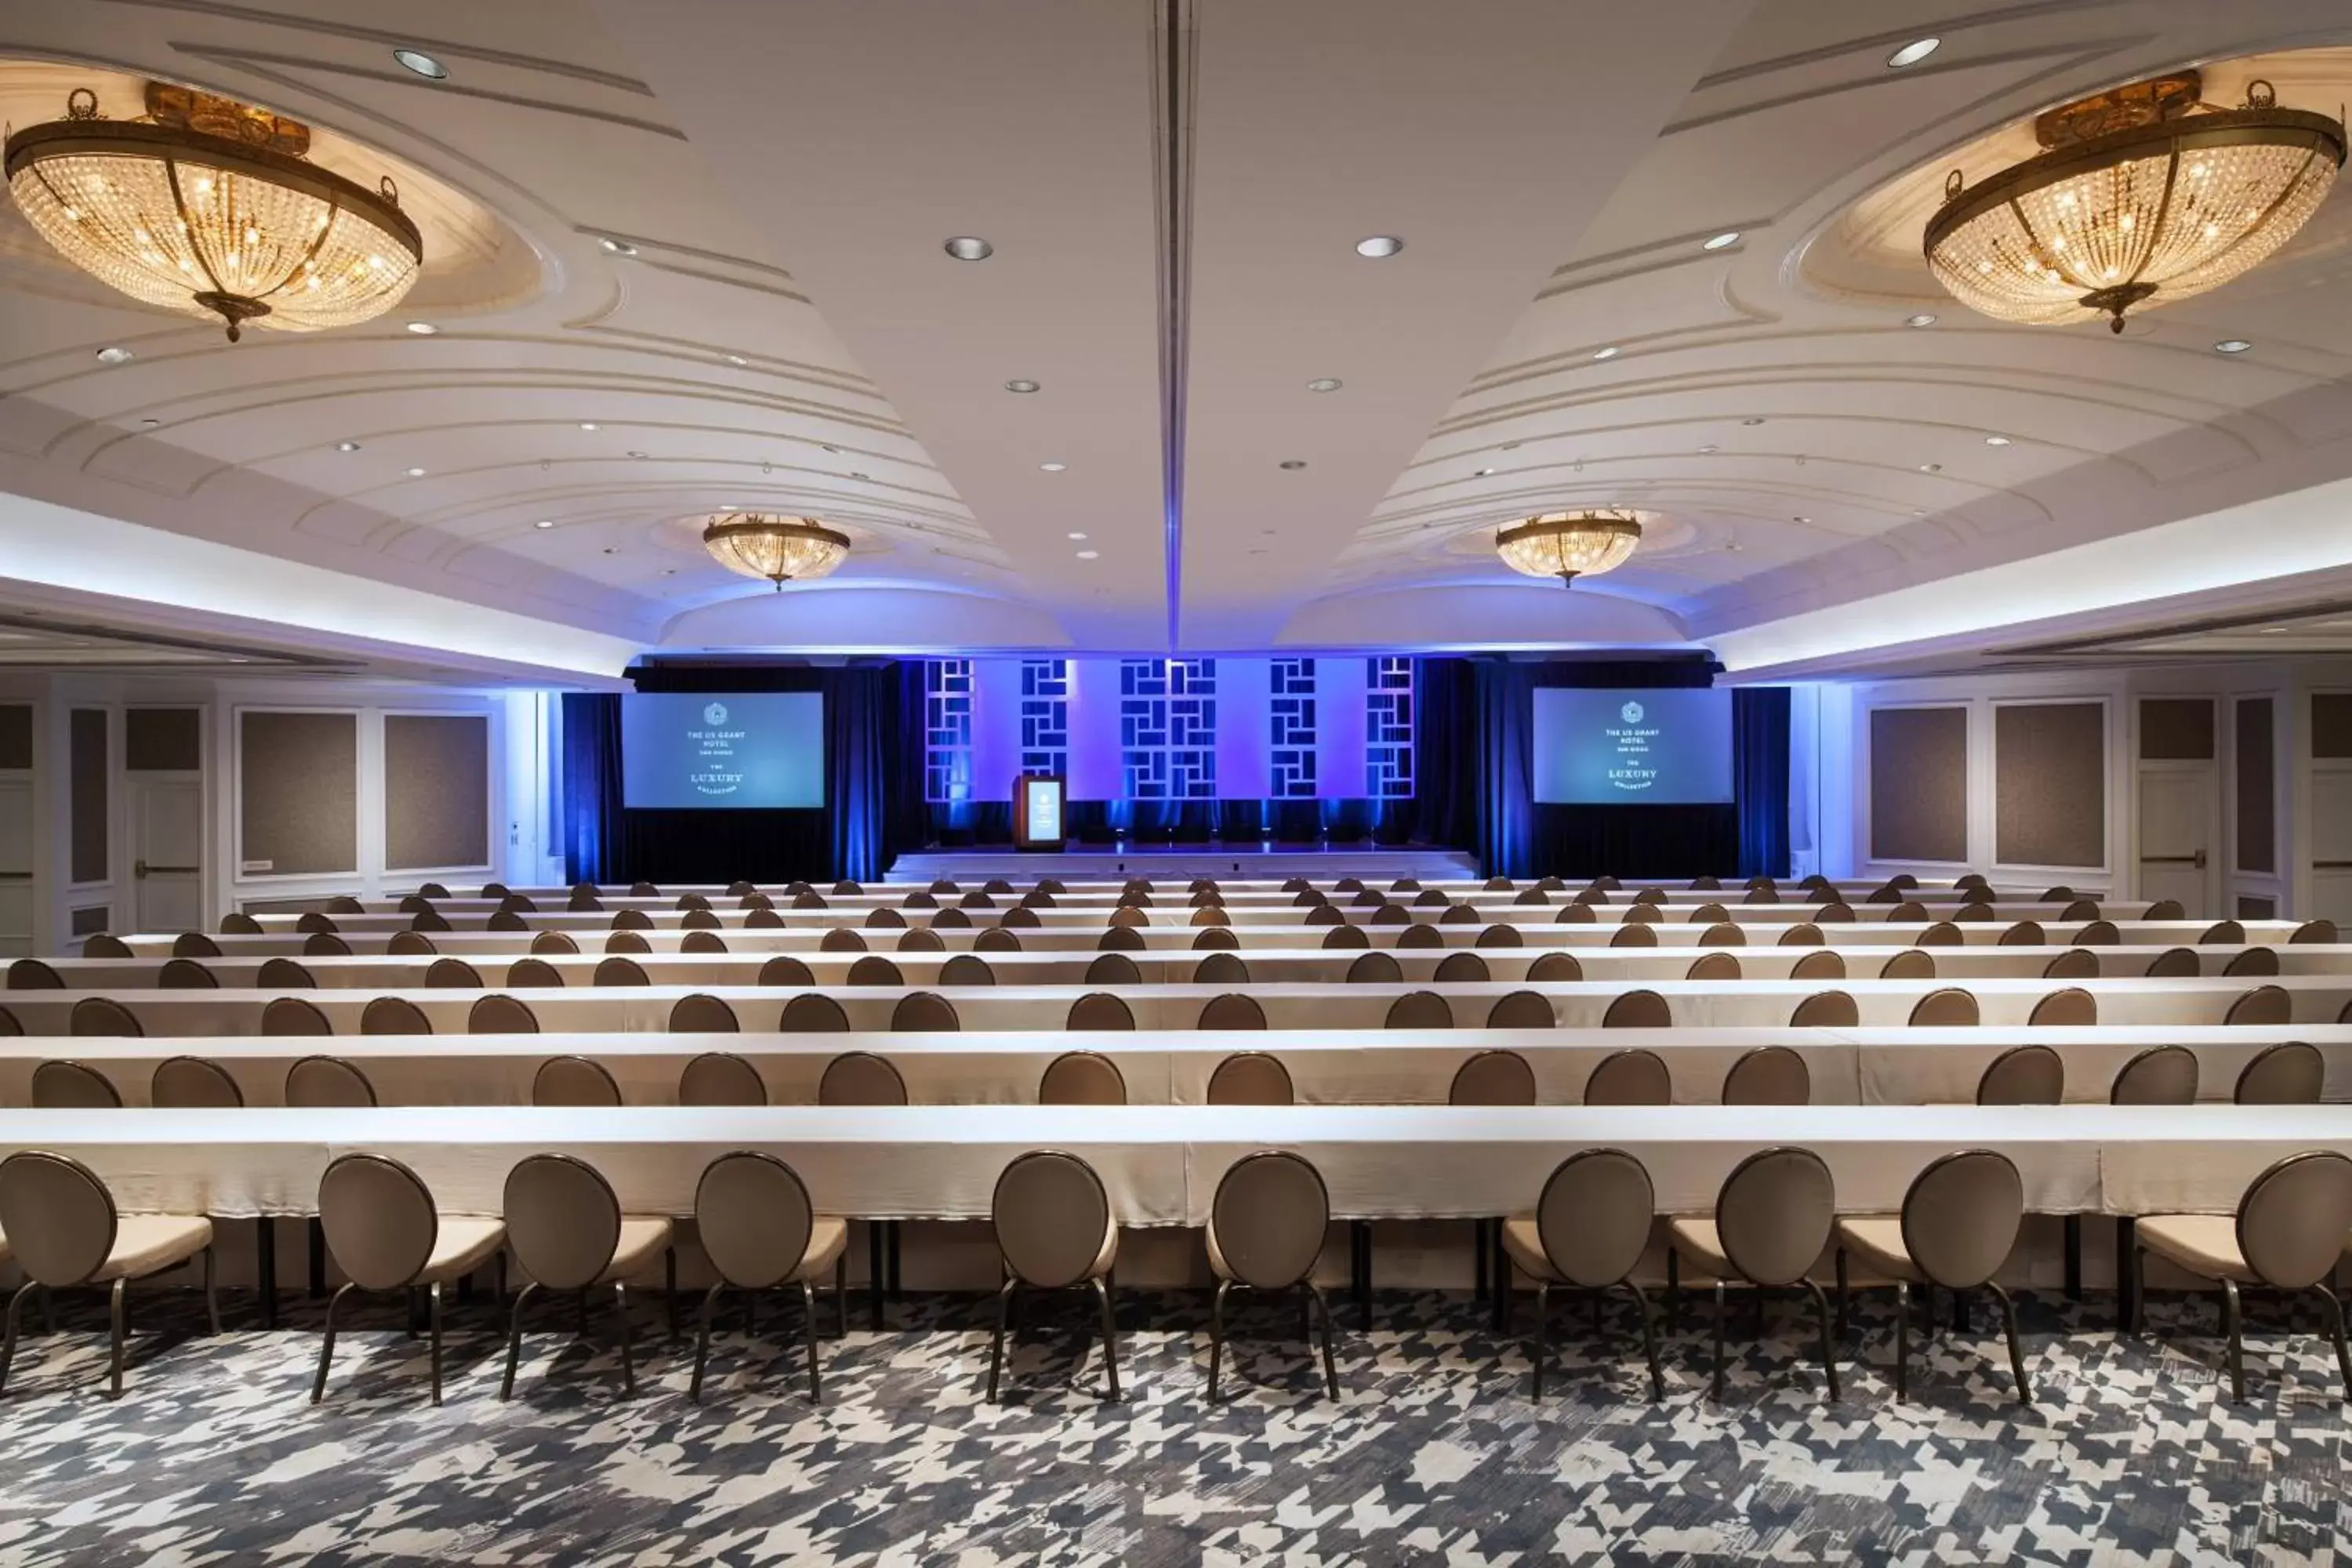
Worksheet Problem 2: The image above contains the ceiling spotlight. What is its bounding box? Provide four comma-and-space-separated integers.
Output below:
578, 422, 599, 431
1279, 459, 1307, 470
1075, 549, 1099, 560
1355, 235, 1405, 259
1040, 461, 1067, 472
1701, 230, 1740, 251
1592, 345, 1621, 360
533, 519, 554, 529
405, 466, 426, 477
1887, 38, 1940, 69
1067, 531, 1089, 540
334, 440, 361, 452
1741, 417, 1766, 426
405, 321, 437, 335
1474, 467, 1496, 477
392, 48, 448, 79
943, 236, 994, 261
850, 471, 871, 481
2215, 339, 2254, 354
1919, 463, 1942, 473
140, 417, 161, 426
627, 450, 648, 459
1004, 379, 1040, 394
598, 237, 637, 256
94, 345, 135, 365
1904, 313, 1937, 328
601, 546, 619, 555
1697, 444, 1719, 454
1306, 377, 1342, 392
724, 354, 749, 366
1984, 434, 2012, 446
1793, 515, 1813, 524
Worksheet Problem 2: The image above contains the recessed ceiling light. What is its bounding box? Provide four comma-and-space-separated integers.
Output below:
1984, 434, 2012, 446
1904, 313, 1937, 328
533, 519, 554, 529
2215, 339, 2254, 354
1887, 38, 1940, 69
1474, 466, 1495, 477
2258, 625, 2288, 634
392, 48, 448, 79
1697, 444, 1718, 454
1075, 550, 1099, 560
724, 354, 749, 366
1004, 379, 1040, 394
1279, 459, 1307, 470
405, 466, 426, 477
1793, 515, 1812, 524
660, 568, 677, 575
819, 444, 840, 454
944, 236, 993, 261
1592, 345, 1620, 360
94, 345, 134, 365
140, 418, 161, 427
1067, 531, 1089, 540
599, 237, 637, 256
1741, 417, 1765, 426
578, 422, 599, 431
601, 546, 619, 555
1918, 463, 1941, 473
1702, 230, 1740, 251
1040, 461, 1067, 472
850, 471, 871, 481
405, 321, 437, 335
628, 450, 648, 459
334, 440, 361, 452
1355, 235, 1404, 259
1306, 377, 1342, 392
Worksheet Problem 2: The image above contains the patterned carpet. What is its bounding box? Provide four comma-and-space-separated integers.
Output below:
0, 1282, 2342, 1565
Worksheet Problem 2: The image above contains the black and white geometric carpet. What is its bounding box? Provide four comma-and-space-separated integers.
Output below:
0, 1285, 2341, 1564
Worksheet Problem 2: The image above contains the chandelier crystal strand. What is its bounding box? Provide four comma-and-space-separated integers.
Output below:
5, 86, 422, 340
1924, 74, 2345, 332
1494, 510, 1644, 587
701, 514, 851, 590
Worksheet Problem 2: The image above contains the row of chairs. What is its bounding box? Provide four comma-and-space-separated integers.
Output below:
19, 1036, 2328, 1114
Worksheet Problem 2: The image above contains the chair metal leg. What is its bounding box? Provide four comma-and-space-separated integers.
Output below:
800, 1279, 822, 1404
1988, 1281, 2031, 1406
1352, 1221, 1371, 1330
1207, 1279, 1232, 1403
613, 1281, 637, 1396
985, 1278, 1016, 1402
1893, 1280, 1910, 1402
665, 1248, 680, 1339
868, 1222, 886, 1330
1530, 1279, 1548, 1398
2221, 1278, 2245, 1403
2315, 1283, 2352, 1397
2116, 1217, 2138, 1331
1710, 1281, 1726, 1402
1091, 1276, 1120, 1403
1306, 1282, 1339, 1400
2063, 1213, 2082, 1301
1802, 1278, 1839, 1403
312, 1281, 356, 1403
690, 1282, 725, 1403
427, 1281, 445, 1405
40, 1284, 53, 1337
500, 1281, 539, 1399
256, 1218, 278, 1329
887, 1221, 902, 1296
1952, 1290, 1971, 1334
1667, 1247, 1680, 1331
1835, 1249, 1849, 1340
107, 1278, 126, 1400
834, 1254, 850, 1338
1472, 1219, 1489, 1305
2130, 1243, 2147, 1335
307, 1216, 326, 1298
0, 1280, 32, 1395
1617, 1280, 1664, 1401
203, 1246, 220, 1336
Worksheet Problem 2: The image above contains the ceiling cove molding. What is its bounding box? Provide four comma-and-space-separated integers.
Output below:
1666, 39, 2144, 138
1690, 2, 2132, 91
169, 43, 687, 140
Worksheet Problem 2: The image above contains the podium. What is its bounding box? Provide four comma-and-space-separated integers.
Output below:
1012, 773, 1065, 851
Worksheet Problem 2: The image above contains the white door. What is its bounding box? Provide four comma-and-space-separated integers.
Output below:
2137, 764, 2216, 916
130, 779, 205, 933
0, 780, 29, 956
2312, 768, 2352, 924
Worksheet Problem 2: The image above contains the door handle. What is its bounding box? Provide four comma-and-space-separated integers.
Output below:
133, 861, 198, 879
2141, 851, 2207, 869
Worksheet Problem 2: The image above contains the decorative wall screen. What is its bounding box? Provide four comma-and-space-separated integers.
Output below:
1269, 657, 1318, 799
1367, 656, 1414, 798
1018, 659, 1069, 775
924, 659, 973, 804
1121, 657, 1218, 800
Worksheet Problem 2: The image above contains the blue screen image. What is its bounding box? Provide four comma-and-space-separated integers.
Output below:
1530, 688, 1733, 804
620, 692, 824, 808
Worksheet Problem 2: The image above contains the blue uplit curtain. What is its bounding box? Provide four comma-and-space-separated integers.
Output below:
1733, 685, 1792, 879
559, 691, 623, 884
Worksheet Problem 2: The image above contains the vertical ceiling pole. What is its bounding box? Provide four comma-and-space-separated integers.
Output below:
1149, 0, 1197, 653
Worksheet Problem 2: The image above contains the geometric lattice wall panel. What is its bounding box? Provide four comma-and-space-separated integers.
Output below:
1018, 658, 1069, 775
1122, 657, 1217, 800
923, 659, 973, 804
1269, 656, 1318, 798
1366, 656, 1414, 799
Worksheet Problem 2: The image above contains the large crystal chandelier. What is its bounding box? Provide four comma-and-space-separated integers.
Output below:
1925, 72, 2344, 333
701, 513, 851, 590
5, 83, 423, 342
1495, 510, 1643, 587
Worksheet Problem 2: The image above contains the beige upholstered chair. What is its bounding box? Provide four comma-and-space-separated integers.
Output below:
1602, 989, 1670, 1029
1486, 990, 1552, 1029
1040, 1051, 1127, 1105
1434, 951, 1490, 983
1451, 1048, 1536, 1106
534, 1055, 622, 1106
1610, 924, 1657, 949
1668, 1147, 1839, 1402
2235, 1040, 2324, 1104
2224, 947, 2280, 978
690, 1152, 846, 1403
1384, 990, 1452, 1030
1584, 1048, 1670, 1105
1722, 1046, 1809, 1106
312, 1153, 506, 1405
819, 928, 866, 953
1908, 988, 1979, 1025
1978, 1044, 2063, 1104
1346, 951, 1403, 985
1879, 949, 1935, 981
31, 1059, 120, 1109
670, 993, 739, 1033
426, 958, 482, 988
2132, 1151, 2352, 1401
986, 1150, 1123, 1402
70, 997, 141, 1037
1501, 1149, 1661, 1398
590, 956, 646, 987
1790, 990, 1860, 1028
158, 958, 217, 990
1789, 950, 1846, 982
152, 1055, 241, 1109
1527, 952, 1582, 982
0, 1151, 217, 1399
469, 995, 539, 1034
680, 1051, 766, 1106
848, 956, 904, 986
1204, 1151, 1338, 1401
780, 993, 851, 1032
1067, 992, 1137, 1031
819, 1051, 905, 1105
1193, 951, 1250, 985
1834, 1149, 2031, 1403
891, 991, 959, 1032
531, 931, 580, 957
1685, 952, 1741, 982
82, 934, 133, 959
499, 1154, 676, 1399
256, 957, 316, 990
2145, 947, 2200, 978
6, 958, 64, 989
1200, 993, 1267, 1031
2226, 985, 2292, 1025
2042, 948, 2100, 980
262, 996, 333, 1036
2028, 987, 2096, 1025
941, 953, 996, 985
2111, 1044, 2198, 1105
1207, 1051, 1291, 1105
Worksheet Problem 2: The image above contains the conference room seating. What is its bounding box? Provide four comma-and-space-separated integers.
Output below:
408, 909, 452, 934
2224, 947, 2280, 977
2074, 920, 2121, 946
2234, 1040, 2323, 1103
2042, 949, 2099, 980
1098, 926, 1145, 953
986, 1149, 1122, 1403
1204, 1151, 1339, 1402
2201, 920, 2246, 946
679, 1050, 764, 1105
153, 1055, 241, 1108
262, 996, 332, 1036
1040, 1050, 1127, 1104
172, 932, 222, 960
2293, 920, 2339, 944
71, 997, 141, 1037
2027, 987, 2096, 1025
931, 908, 971, 930
1438, 905, 1479, 926
891, 992, 959, 1032
1486, 990, 1552, 1029
470, 995, 539, 1033
975, 927, 1022, 953
221, 912, 265, 935
1392, 923, 1438, 949
296, 914, 339, 937
1194, 952, 1250, 985
0, 1007, 16, 1035
427, 958, 483, 988
898, 927, 946, 953
612, 908, 655, 930
1610, 924, 1654, 949
499, 1153, 677, 1399
32, 1058, 119, 1108
1200, 993, 1268, 1030
2225, 985, 2292, 1025
2145, 947, 2198, 977
939, 953, 995, 985
1697, 922, 1744, 949
1378, 990, 1446, 1029
1207, 1051, 1290, 1103
758, 955, 815, 986
1503, 1149, 1662, 1399
1668, 1147, 1839, 1403
1908, 989, 1978, 1025
0, 1151, 218, 1399
7, 959, 64, 990
781, 993, 851, 1032
1978, 1044, 2063, 1104
511, 958, 568, 988
389, 930, 437, 956
1722, 1045, 1809, 1105
1528, 952, 1581, 981
691, 1152, 846, 1403
256, 958, 315, 989
669, 993, 739, 1033
847, 956, 903, 985
1585, 1048, 1671, 1105
83, 935, 133, 959
1915, 922, 1962, 949
1622, 905, 1662, 926
746, 909, 786, 930
682, 931, 728, 954
1555, 904, 1596, 924
2143, 900, 2186, 921
1084, 953, 1142, 985
2113, 1044, 2198, 1105
362, 996, 430, 1036
1433, 951, 1488, 983
869, 907, 909, 929
1601, 989, 1668, 1028
535, 1055, 622, 1106
1833, 1149, 2031, 1404
312, 1153, 508, 1406
1685, 952, 1740, 982
820, 926, 867, 952
1067, 992, 1137, 1031
305, 932, 354, 957
1790, 950, 1846, 982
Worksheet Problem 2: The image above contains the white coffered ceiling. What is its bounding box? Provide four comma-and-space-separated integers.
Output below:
5, 0, 2352, 682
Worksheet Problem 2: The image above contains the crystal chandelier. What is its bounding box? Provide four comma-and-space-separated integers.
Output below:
1925, 72, 2344, 333
1495, 510, 1643, 587
5, 83, 423, 342
701, 513, 851, 590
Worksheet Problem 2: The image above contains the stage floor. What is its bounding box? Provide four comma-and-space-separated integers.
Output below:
887, 844, 1480, 884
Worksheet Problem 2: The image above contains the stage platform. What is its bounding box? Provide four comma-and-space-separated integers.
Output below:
886, 844, 1480, 884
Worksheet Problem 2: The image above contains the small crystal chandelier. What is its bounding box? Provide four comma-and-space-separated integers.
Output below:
701, 513, 851, 590
5, 84, 423, 342
1495, 510, 1643, 587
1925, 71, 2345, 333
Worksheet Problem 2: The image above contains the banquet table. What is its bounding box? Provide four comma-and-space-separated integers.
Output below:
0, 1102, 2339, 1222
6, 1024, 2343, 1110
6, 976, 2344, 1036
